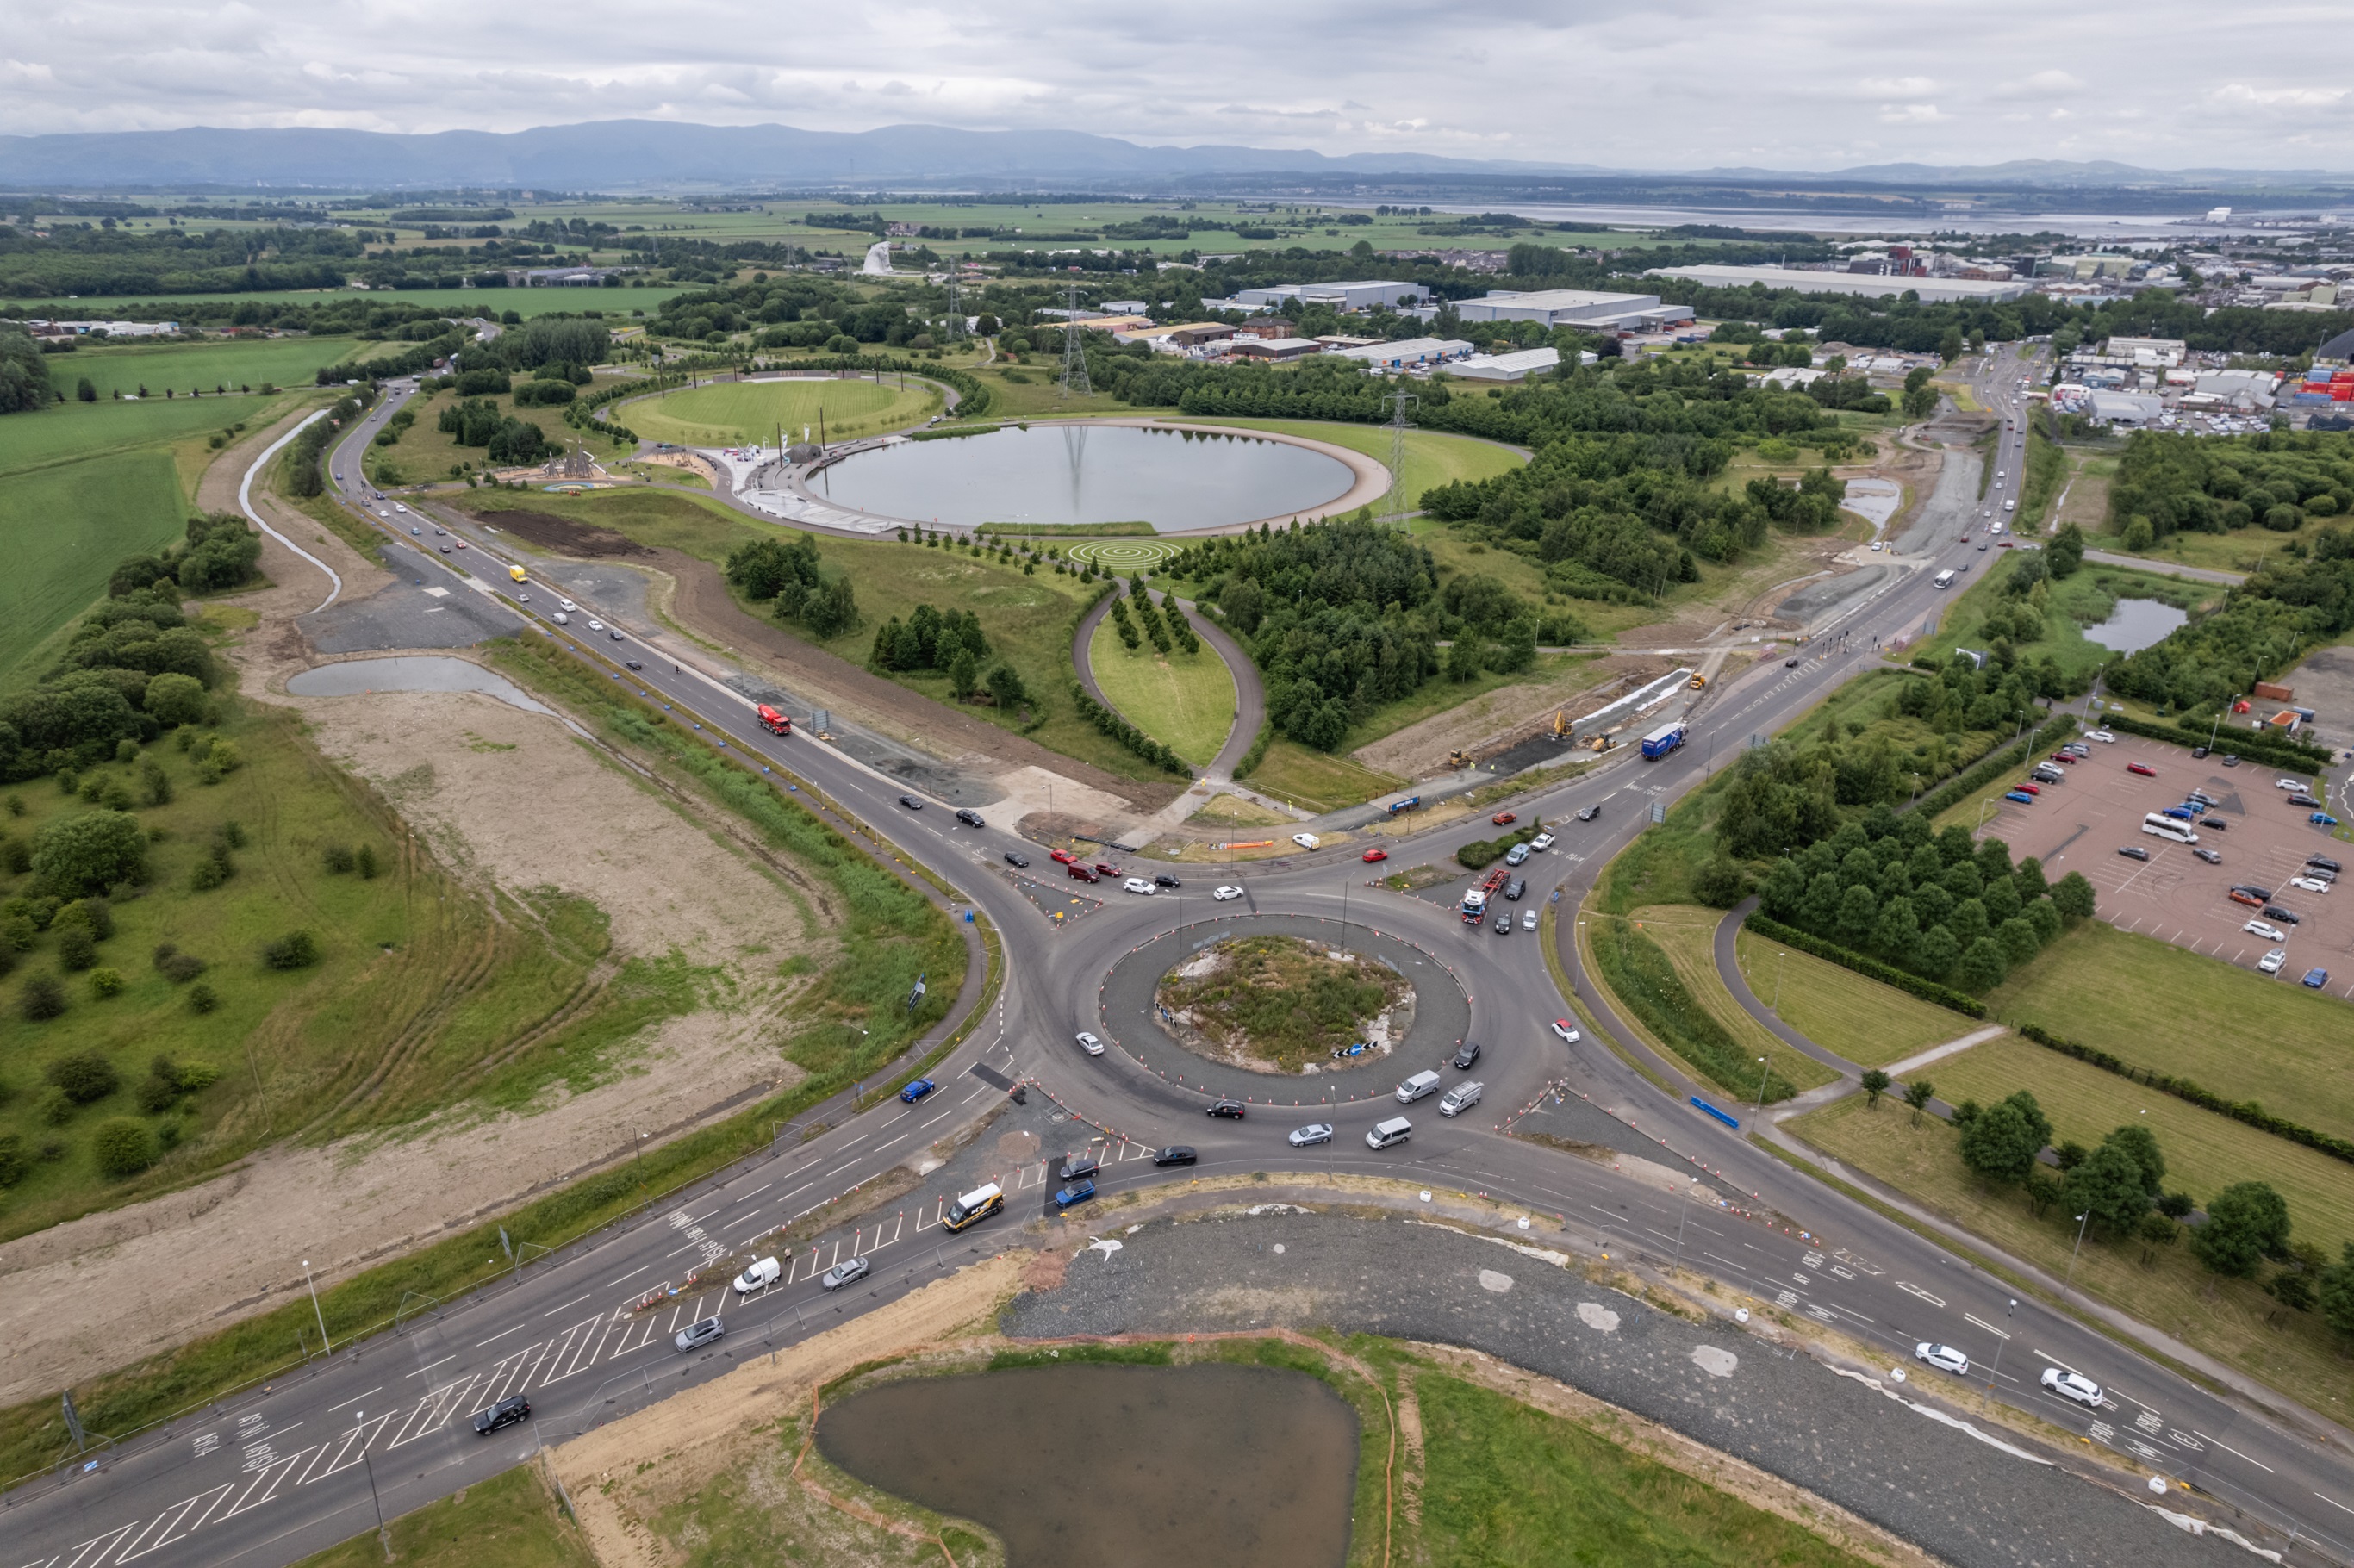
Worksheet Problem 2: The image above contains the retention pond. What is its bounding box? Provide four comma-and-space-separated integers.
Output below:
2080, 597, 2189, 654
815, 1362, 1358, 1565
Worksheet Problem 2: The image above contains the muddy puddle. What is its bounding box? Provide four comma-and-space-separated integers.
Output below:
815, 1362, 1357, 1565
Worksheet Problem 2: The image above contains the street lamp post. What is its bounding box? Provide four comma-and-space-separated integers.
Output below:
354, 1412, 386, 1550
2061, 1212, 2090, 1304
1985, 1297, 2016, 1393
1772, 951, 1785, 1012
302, 1259, 330, 1357
1752, 1056, 1771, 1124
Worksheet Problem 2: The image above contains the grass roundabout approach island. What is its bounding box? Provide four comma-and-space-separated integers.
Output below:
1099, 914, 1471, 1107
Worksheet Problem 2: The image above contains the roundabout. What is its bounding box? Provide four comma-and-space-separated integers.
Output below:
1095, 913, 1472, 1108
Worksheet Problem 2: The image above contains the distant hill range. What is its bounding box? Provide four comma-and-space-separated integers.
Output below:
0, 121, 2345, 199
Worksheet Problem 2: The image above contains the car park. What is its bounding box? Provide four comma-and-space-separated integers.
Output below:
1288, 1123, 1335, 1148
1206, 1099, 1246, 1118
900, 1078, 937, 1103
1575, 805, 1600, 822
1054, 1178, 1097, 1209
1005, 850, 1030, 868
1123, 877, 1157, 895
2194, 848, 2223, 865
2127, 762, 2157, 777
1362, 848, 1388, 862
1453, 1041, 1483, 1069
2118, 845, 2148, 862
898, 794, 923, 811
1915, 1342, 1969, 1376
2260, 948, 2289, 974
2040, 1367, 2102, 1407
2291, 875, 2331, 894
675, 1316, 725, 1352
1213, 885, 1244, 900
2304, 968, 2332, 988
1068, 863, 1099, 883
1504, 843, 1531, 867
1530, 832, 1554, 851
2263, 905, 2301, 925
1155, 873, 1182, 888
1551, 1019, 1582, 1043
2244, 919, 2286, 942
955, 808, 985, 827
820, 1257, 873, 1291
1075, 1031, 1103, 1056
1153, 1145, 1197, 1166
473, 1395, 532, 1435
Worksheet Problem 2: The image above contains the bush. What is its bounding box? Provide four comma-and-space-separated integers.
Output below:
19, 973, 67, 1020
135, 1070, 180, 1114
35, 1086, 74, 1126
356, 843, 381, 879
53, 897, 114, 940
0, 1133, 23, 1186
54, 925, 95, 970
186, 981, 219, 1014
262, 930, 321, 970
156, 948, 208, 984
47, 1050, 118, 1102
29, 811, 148, 897
90, 1117, 155, 1178
87, 966, 122, 998
321, 843, 356, 875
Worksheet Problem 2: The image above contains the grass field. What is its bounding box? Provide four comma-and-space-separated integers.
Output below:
626, 375, 940, 448
2, 286, 687, 320
1087, 617, 1236, 766
1624, 908, 1838, 1093
1731, 927, 1966, 1067
1178, 416, 1527, 514
461, 487, 1170, 782
1911, 553, 2209, 688
295, 1464, 592, 1568
1987, 919, 2354, 1145
0, 691, 676, 1243
0, 393, 277, 476
1789, 1089, 2354, 1423
365, 373, 636, 487
0, 451, 187, 688
1240, 737, 1406, 813
60, 339, 360, 401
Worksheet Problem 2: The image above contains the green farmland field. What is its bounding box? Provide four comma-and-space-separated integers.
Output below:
0, 286, 686, 320
62, 338, 359, 401
0, 451, 188, 687
624, 376, 940, 448
0, 395, 264, 477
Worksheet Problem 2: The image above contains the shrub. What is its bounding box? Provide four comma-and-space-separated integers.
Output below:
47, 1050, 118, 1102
0, 1133, 23, 1186
135, 1071, 180, 1114
53, 897, 114, 940
29, 811, 148, 896
19, 973, 67, 1020
90, 1117, 155, 1178
54, 925, 96, 970
356, 843, 381, 879
143, 671, 208, 727
262, 930, 321, 970
188, 856, 228, 892
158, 949, 208, 984
88, 966, 123, 998
186, 981, 219, 1013
321, 843, 356, 874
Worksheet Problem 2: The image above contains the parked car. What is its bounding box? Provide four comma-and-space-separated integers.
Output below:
1915, 1342, 1969, 1376
1054, 1179, 1097, 1210
2046, 751, 2076, 765
2003, 790, 2036, 805
1288, 1123, 1335, 1148
675, 1316, 725, 1352
1575, 805, 1600, 822
2259, 948, 2289, 974
2313, 812, 2340, 827
2288, 793, 2322, 809
1362, 848, 1388, 862
732, 1257, 781, 1293
2194, 848, 2223, 865
473, 1395, 532, 1435
2227, 889, 2266, 908
2263, 905, 2302, 925
2117, 845, 2148, 862
821, 1257, 872, 1291
1454, 1041, 1483, 1069
1075, 1030, 1103, 1056
1213, 885, 1245, 900
2303, 968, 2331, 989
2087, 730, 2115, 743
2244, 919, 2287, 942
1530, 832, 1555, 851
2014, 782, 2040, 796
2224, 755, 2242, 767
900, 1078, 937, 1104
2187, 790, 2218, 806
1205, 1099, 1246, 1119
2040, 1367, 2102, 1407
2309, 856, 2343, 874
1551, 1019, 1582, 1043
2127, 762, 2157, 777
1153, 1145, 1197, 1166
2290, 875, 2331, 894
2276, 778, 2308, 792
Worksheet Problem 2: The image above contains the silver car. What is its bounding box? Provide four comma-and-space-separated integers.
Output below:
820, 1257, 871, 1291
674, 1316, 725, 1351
1287, 1123, 1335, 1148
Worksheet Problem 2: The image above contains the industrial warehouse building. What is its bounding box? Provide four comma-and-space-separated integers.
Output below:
1326, 336, 1473, 370
1447, 289, 1693, 332
1642, 264, 2033, 303
1232, 279, 1433, 312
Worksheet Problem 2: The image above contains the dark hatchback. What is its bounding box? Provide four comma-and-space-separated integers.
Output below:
1153, 1145, 1198, 1166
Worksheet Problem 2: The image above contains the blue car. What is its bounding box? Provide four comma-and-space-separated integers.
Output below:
2313, 812, 2341, 828
2305, 968, 2331, 989
899, 1078, 937, 1104
1054, 1178, 1097, 1209
2004, 790, 2036, 805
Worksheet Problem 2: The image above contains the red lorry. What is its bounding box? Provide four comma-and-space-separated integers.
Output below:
757, 705, 793, 737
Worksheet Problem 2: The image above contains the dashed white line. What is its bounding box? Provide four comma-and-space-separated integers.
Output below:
604, 1266, 649, 1289
2190, 1431, 2273, 1472
475, 1323, 526, 1347
541, 1293, 590, 1317
407, 1355, 454, 1378
325, 1387, 381, 1414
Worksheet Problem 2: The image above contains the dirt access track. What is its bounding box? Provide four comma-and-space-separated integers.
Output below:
471, 504, 1182, 817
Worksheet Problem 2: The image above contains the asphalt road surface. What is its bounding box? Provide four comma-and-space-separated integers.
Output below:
14, 361, 2350, 1568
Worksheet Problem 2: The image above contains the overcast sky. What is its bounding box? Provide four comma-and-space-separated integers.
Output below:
5, 0, 2348, 171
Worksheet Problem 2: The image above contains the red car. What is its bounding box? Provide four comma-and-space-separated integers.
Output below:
1093, 862, 1121, 878
1049, 849, 1076, 865
2047, 752, 2076, 765
2227, 889, 2264, 908
1067, 863, 1099, 884
2015, 781, 2040, 795
2127, 762, 2157, 777
1362, 848, 1388, 862
1491, 812, 1517, 826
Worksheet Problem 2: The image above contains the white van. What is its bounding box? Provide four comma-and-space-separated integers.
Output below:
1395, 1069, 1442, 1104
732, 1256, 781, 1294
1366, 1116, 1412, 1150
943, 1182, 1004, 1232
1438, 1080, 1484, 1117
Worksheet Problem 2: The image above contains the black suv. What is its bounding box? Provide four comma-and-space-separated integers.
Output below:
1058, 1152, 1101, 1182
1503, 877, 1525, 901
955, 808, 985, 827
2263, 905, 2302, 925
2310, 856, 2343, 874
1154, 873, 1182, 888
1453, 1041, 1482, 1070
473, 1395, 531, 1435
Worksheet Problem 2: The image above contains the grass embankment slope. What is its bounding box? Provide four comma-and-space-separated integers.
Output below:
462, 485, 1174, 784
1087, 616, 1235, 767
294, 1465, 595, 1568
1180, 415, 1525, 517
626, 375, 939, 447
1732, 927, 1962, 1067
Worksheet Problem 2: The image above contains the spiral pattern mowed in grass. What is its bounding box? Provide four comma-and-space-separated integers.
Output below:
1063, 539, 1181, 573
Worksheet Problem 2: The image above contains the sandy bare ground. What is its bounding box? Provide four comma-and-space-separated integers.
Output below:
1354, 654, 1670, 780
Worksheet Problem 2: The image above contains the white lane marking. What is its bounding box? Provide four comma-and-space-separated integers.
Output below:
2312, 1490, 2354, 1517
475, 1322, 526, 1347
407, 1354, 454, 1378
542, 1293, 590, 1316
605, 1266, 649, 1288
1895, 1281, 1946, 1308
325, 1386, 381, 1413
1964, 1314, 2012, 1341
724, 1182, 773, 1206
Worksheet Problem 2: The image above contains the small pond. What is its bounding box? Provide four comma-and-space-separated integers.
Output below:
815, 1363, 1357, 1565
2080, 597, 2189, 654
812, 423, 1357, 532
285, 656, 553, 714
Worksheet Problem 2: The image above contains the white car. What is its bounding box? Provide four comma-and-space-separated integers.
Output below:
1075, 1030, 1103, 1056
552, 612, 570, 625
2040, 1366, 2102, 1407
1521, 909, 1537, 931
1212, 885, 1244, 901
557, 598, 577, 613
2259, 948, 2288, 974
2244, 919, 2286, 943
1122, 877, 1156, 895
2276, 778, 2309, 792
2086, 730, 2115, 743
1915, 1342, 1969, 1376
1550, 1019, 1582, 1044
587, 619, 605, 632
2289, 875, 2331, 895
1291, 833, 1320, 850
395, 502, 408, 513
1529, 832, 1554, 852
1287, 1123, 1335, 1148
